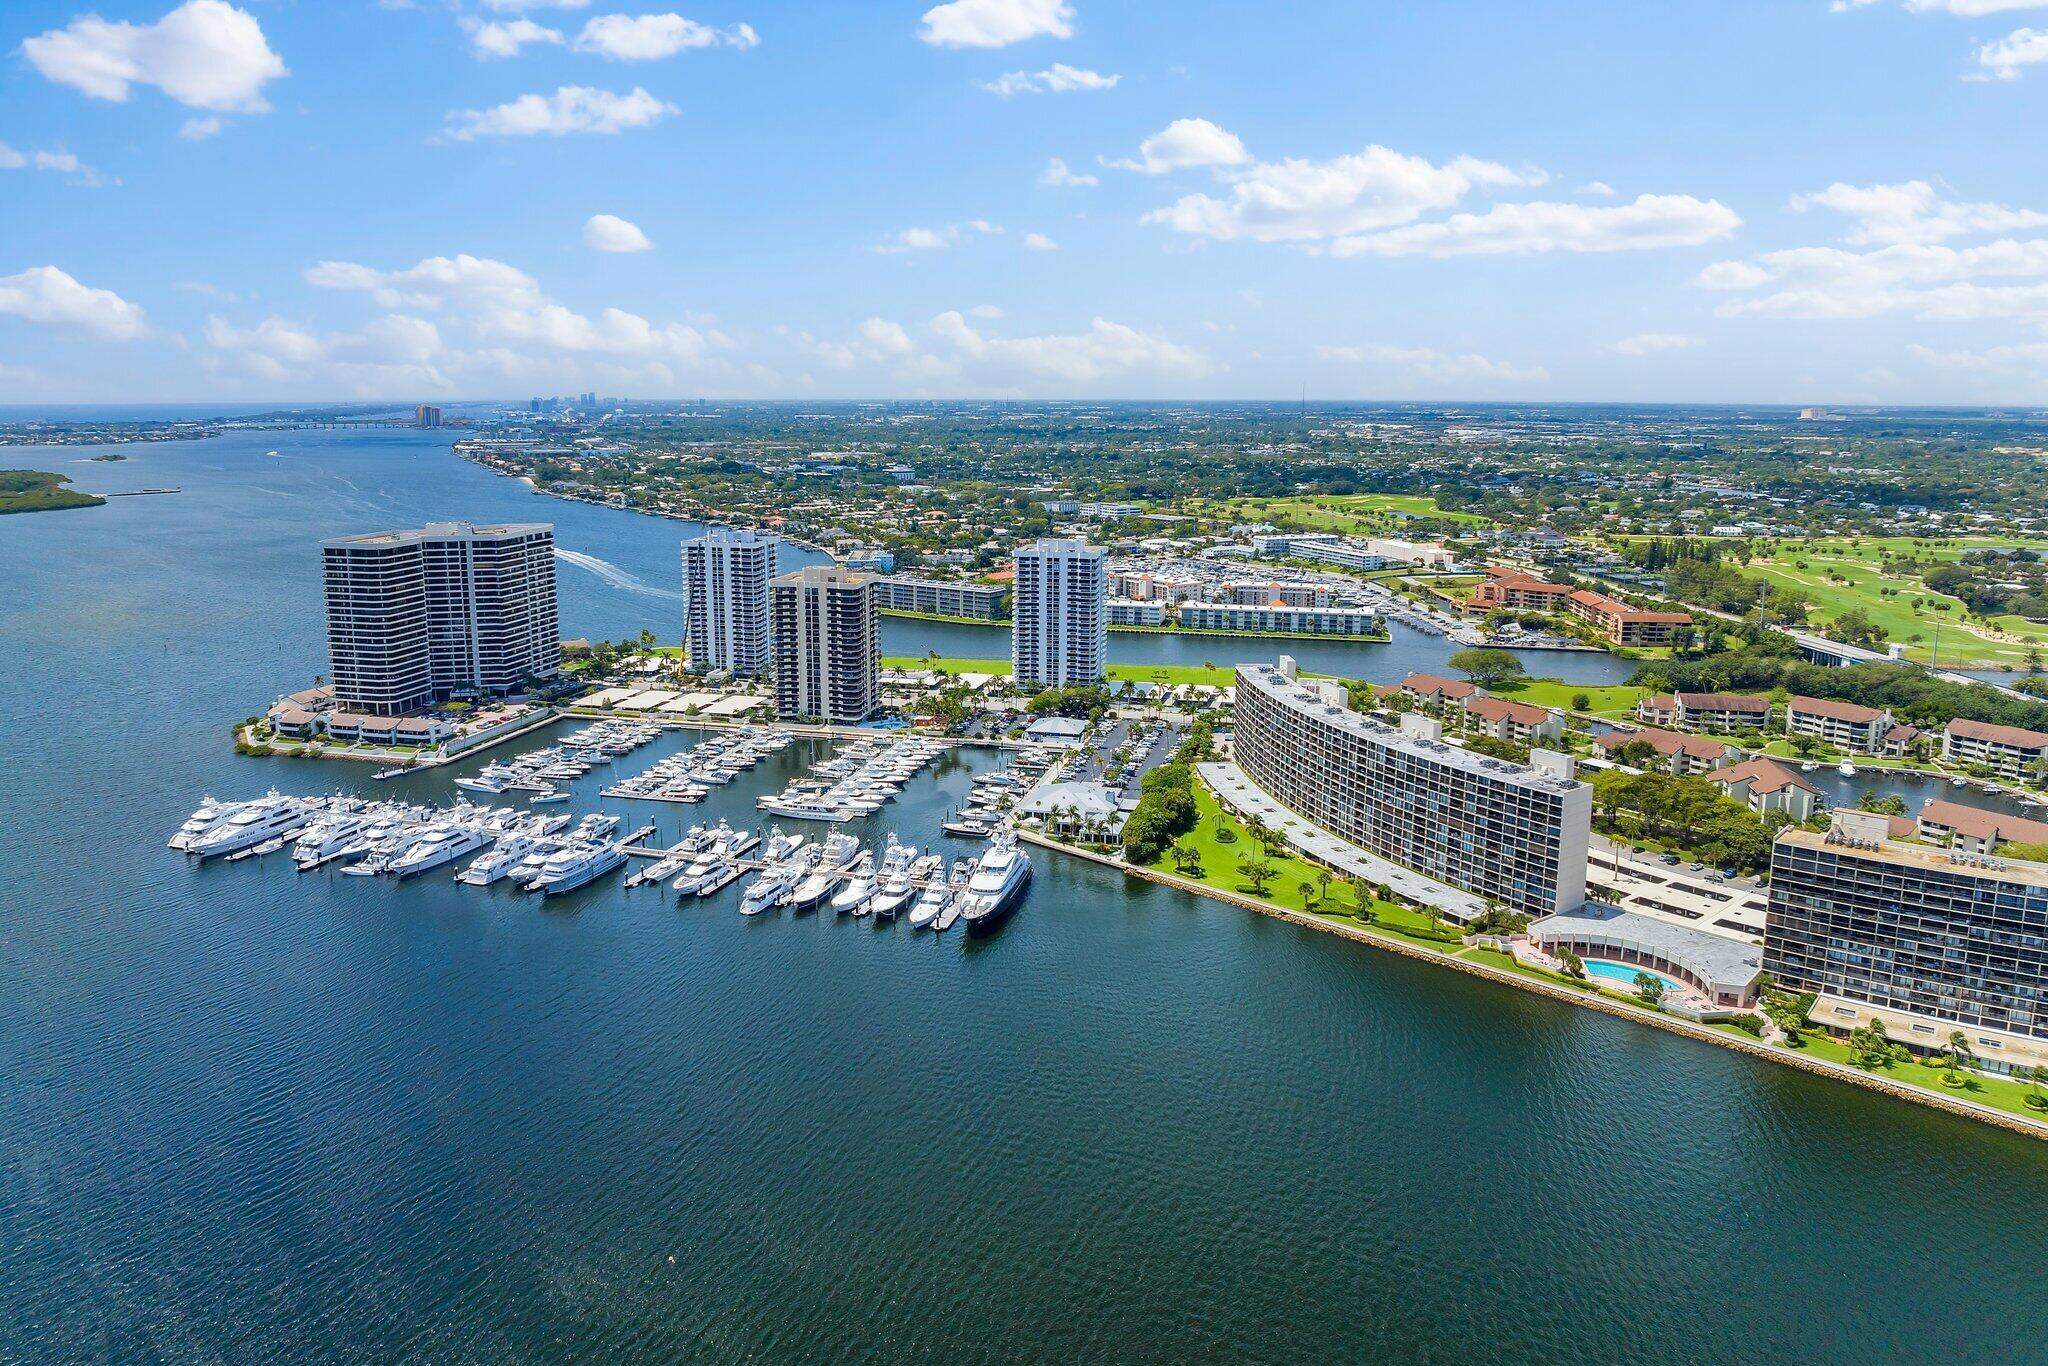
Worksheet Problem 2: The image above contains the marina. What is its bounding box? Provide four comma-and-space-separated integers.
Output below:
168, 720, 1034, 930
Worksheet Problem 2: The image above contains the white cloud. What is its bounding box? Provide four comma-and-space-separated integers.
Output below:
1143, 142, 1539, 242
1835, 1, 2048, 14
573, 14, 759, 60
464, 17, 564, 59
302, 253, 728, 365
1367, 345, 1548, 384
0, 266, 148, 339
918, 0, 1073, 48
1702, 238, 2048, 320
1326, 194, 1740, 258
1315, 345, 1364, 361
1580, 180, 1617, 197
1907, 340, 2048, 371
444, 86, 677, 139
1703, 183, 2048, 321
1791, 180, 2048, 244
205, 252, 733, 394
922, 311, 1208, 382
873, 221, 1003, 254
481, 0, 592, 9
583, 213, 653, 252
981, 63, 1117, 95
1108, 118, 1252, 175
21, 0, 286, 113
179, 116, 223, 140
0, 143, 101, 182
860, 317, 915, 356
1038, 156, 1097, 187
1979, 26, 2048, 77
1614, 332, 1698, 355
1022, 232, 1059, 250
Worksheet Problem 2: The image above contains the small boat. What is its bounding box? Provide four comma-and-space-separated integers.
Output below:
529, 790, 570, 805
1838, 760, 1857, 777
1800, 761, 1817, 773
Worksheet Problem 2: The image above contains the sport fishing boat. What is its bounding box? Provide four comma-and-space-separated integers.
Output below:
831, 852, 877, 915
866, 837, 919, 918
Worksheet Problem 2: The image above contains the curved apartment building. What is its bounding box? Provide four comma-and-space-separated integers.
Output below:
1233, 662, 1590, 917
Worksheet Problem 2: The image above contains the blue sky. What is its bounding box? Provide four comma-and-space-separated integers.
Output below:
2, 0, 2046, 404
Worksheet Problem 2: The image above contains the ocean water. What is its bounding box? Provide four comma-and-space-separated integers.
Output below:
4, 430, 2048, 1360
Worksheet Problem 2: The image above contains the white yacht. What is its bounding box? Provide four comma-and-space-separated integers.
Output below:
831, 852, 877, 916
907, 879, 949, 930
458, 834, 547, 886
741, 850, 809, 916
389, 825, 491, 879
867, 838, 919, 918
758, 795, 855, 822
1838, 760, 1858, 777
672, 853, 728, 896
189, 794, 321, 859
169, 797, 236, 851
529, 841, 626, 896
785, 856, 843, 911
293, 814, 370, 870
957, 832, 1031, 930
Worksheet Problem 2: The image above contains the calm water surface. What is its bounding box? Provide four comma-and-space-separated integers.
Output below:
4, 431, 2047, 1361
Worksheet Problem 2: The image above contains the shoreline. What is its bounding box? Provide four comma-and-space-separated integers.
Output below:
1016, 827, 2048, 1143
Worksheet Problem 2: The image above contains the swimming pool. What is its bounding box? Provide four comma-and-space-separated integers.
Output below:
1583, 958, 1686, 994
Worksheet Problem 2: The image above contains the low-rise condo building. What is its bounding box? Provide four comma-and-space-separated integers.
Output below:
1636, 691, 1774, 733
1105, 597, 1169, 627
1705, 758, 1821, 822
1784, 695, 1893, 754
1765, 809, 2048, 1075
1461, 695, 1566, 747
1468, 570, 1574, 614
1401, 671, 1480, 710
872, 575, 1009, 621
1916, 799, 2048, 855
1942, 717, 2048, 781
1233, 661, 1591, 919
1565, 589, 1692, 647
1175, 603, 1380, 636
1594, 727, 1743, 776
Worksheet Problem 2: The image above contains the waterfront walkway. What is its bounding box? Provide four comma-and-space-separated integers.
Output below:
1196, 760, 1487, 922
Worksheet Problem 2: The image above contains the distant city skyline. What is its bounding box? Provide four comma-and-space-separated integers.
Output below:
2, 1, 2047, 404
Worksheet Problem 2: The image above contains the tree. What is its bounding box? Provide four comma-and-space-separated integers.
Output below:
1634, 970, 1667, 1007
1555, 946, 1585, 978
1448, 647, 1526, 689
1296, 879, 1321, 910
1945, 1030, 1976, 1083
1571, 691, 1592, 712
1857, 791, 1909, 817
2028, 1064, 2048, 1112
1236, 855, 1277, 896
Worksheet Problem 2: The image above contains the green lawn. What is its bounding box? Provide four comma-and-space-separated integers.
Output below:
1141, 785, 1468, 950
1743, 537, 2048, 669
1494, 678, 1646, 718
883, 655, 1255, 688
1192, 492, 1490, 533
1726, 1026, 2048, 1123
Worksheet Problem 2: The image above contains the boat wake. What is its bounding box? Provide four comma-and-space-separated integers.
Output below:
554, 547, 681, 601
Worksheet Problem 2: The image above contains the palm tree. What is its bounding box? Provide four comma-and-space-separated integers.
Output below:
1297, 879, 1320, 911
1946, 1030, 1976, 1083
2029, 1064, 2048, 1111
